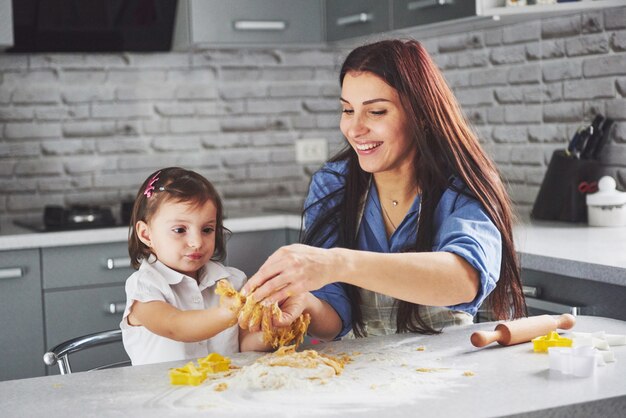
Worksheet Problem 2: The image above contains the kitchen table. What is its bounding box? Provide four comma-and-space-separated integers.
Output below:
1, 315, 625, 417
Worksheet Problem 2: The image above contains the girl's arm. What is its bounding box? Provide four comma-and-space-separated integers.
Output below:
127, 301, 235, 342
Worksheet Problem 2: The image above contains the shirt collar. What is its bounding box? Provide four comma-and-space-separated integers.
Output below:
197, 261, 233, 291
144, 259, 232, 291
363, 182, 422, 251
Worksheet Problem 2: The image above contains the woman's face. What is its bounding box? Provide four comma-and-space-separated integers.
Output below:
340, 71, 415, 177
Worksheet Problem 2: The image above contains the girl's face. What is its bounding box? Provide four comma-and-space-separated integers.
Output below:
136, 199, 217, 278
340, 71, 416, 177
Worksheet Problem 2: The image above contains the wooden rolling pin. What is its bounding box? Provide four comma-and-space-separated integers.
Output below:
470, 314, 576, 348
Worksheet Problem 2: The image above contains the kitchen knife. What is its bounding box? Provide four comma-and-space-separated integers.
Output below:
566, 125, 592, 158
580, 114, 605, 159
591, 118, 614, 160
470, 314, 576, 348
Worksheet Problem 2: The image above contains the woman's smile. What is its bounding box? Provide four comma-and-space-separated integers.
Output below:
354, 141, 383, 153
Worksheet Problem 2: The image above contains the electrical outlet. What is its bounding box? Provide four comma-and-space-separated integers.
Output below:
295, 138, 328, 163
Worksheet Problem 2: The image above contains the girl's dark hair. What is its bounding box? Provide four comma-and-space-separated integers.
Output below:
303, 39, 526, 337
128, 167, 227, 269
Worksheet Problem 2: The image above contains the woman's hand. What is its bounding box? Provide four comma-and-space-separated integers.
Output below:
274, 291, 310, 327
241, 244, 341, 305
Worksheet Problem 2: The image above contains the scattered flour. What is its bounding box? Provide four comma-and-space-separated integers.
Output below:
146, 337, 475, 416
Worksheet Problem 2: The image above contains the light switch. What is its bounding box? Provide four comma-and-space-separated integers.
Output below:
295, 138, 328, 163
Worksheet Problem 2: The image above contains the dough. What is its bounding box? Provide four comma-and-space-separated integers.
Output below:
230, 345, 347, 390
216, 280, 311, 348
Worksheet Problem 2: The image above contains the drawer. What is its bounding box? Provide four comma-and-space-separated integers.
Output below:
181, 0, 323, 46
0, 249, 45, 380
42, 242, 133, 289
44, 285, 128, 374
325, 0, 391, 42
393, 0, 476, 30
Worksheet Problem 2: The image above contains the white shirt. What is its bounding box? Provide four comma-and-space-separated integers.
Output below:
120, 259, 246, 366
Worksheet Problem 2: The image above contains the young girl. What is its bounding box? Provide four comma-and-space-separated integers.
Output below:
120, 167, 268, 365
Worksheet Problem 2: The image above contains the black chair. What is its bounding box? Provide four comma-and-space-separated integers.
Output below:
43, 329, 130, 375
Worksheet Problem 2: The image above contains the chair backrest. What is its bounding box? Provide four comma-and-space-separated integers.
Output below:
43, 329, 130, 375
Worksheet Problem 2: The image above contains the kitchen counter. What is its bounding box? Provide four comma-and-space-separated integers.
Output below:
0, 214, 303, 251
514, 221, 626, 287
1, 315, 625, 417
1, 215, 624, 287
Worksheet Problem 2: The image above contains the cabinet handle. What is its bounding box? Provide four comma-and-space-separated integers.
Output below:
336, 13, 373, 27
106, 302, 126, 315
233, 20, 287, 31
526, 297, 581, 316
522, 285, 540, 298
106, 257, 131, 270
408, 0, 454, 11
0, 267, 24, 280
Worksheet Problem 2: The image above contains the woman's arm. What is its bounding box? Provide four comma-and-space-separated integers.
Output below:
127, 301, 235, 342
335, 249, 479, 305
242, 244, 479, 309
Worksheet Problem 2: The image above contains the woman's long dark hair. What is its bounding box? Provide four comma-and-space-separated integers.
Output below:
303, 39, 526, 337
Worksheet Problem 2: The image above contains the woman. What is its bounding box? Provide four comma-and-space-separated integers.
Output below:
241, 39, 526, 341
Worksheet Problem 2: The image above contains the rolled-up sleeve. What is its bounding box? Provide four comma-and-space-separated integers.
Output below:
312, 283, 353, 338
433, 191, 501, 315
305, 163, 353, 338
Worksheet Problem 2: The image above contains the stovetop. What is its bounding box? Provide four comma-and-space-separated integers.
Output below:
13, 219, 125, 233
12, 204, 129, 233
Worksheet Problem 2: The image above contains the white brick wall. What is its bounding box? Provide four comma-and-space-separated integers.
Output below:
409, 8, 626, 217
0, 7, 625, 222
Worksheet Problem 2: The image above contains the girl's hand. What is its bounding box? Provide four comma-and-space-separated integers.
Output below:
216, 280, 244, 318
241, 244, 339, 305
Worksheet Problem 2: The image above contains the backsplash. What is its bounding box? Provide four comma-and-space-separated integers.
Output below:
0, 7, 624, 224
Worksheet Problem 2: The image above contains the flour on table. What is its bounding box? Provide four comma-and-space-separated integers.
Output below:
227, 345, 345, 390
146, 337, 475, 416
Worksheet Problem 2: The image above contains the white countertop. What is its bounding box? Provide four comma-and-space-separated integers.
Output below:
1, 316, 625, 417
0, 214, 302, 251
514, 221, 626, 286
514, 222, 626, 270
1, 215, 624, 285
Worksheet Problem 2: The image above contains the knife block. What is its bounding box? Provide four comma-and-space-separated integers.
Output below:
531, 150, 602, 223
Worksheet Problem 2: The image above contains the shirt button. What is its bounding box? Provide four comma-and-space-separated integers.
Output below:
193, 296, 201, 304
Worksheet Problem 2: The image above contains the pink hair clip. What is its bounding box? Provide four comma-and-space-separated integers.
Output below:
143, 171, 161, 198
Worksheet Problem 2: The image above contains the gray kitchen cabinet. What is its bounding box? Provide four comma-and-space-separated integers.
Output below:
325, 0, 391, 42
41, 243, 133, 375
521, 269, 626, 321
393, 0, 476, 30
42, 242, 133, 289
0, 249, 45, 381
173, 0, 323, 49
225, 229, 296, 278
0, 0, 13, 50
44, 285, 128, 375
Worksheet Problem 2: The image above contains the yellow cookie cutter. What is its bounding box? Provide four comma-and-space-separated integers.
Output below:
532, 331, 572, 352
197, 352, 231, 373
169, 362, 207, 386
169, 353, 231, 386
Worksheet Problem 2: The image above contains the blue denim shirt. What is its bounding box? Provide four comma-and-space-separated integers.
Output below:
307, 161, 502, 338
